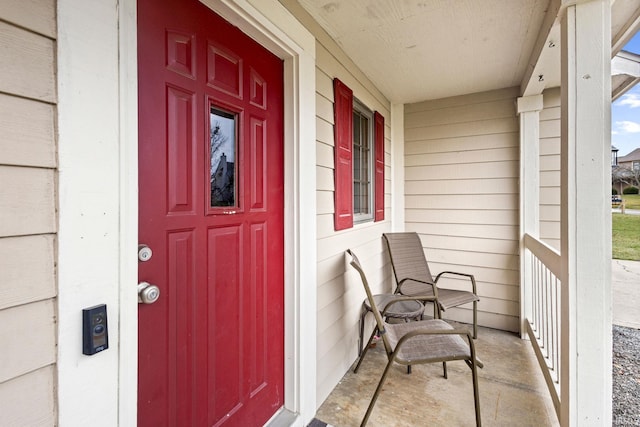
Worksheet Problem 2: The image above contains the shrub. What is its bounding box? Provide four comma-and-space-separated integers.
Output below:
623, 186, 639, 195
613, 188, 618, 195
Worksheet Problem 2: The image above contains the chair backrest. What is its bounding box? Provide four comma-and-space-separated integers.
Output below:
383, 232, 434, 289
346, 249, 393, 355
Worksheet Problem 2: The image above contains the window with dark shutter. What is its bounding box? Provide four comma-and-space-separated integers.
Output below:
333, 78, 385, 230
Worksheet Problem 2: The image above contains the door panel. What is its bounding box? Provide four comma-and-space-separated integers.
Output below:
137, 0, 284, 425
166, 86, 196, 213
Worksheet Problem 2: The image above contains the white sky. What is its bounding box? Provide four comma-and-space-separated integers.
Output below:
613, 85, 640, 156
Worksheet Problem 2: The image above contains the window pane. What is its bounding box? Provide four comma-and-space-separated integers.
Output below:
353, 142, 361, 180
361, 183, 369, 214
362, 145, 369, 181
210, 107, 237, 207
352, 100, 373, 221
361, 116, 369, 149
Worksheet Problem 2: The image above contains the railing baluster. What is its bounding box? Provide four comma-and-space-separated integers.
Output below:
532, 256, 536, 335
545, 267, 551, 360
555, 277, 561, 386
543, 264, 548, 358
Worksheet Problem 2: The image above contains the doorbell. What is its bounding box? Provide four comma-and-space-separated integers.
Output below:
82, 304, 109, 355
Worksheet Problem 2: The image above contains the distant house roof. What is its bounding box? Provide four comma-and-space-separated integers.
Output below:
619, 147, 640, 162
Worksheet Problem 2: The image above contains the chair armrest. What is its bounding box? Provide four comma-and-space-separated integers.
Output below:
397, 277, 438, 298
434, 271, 477, 295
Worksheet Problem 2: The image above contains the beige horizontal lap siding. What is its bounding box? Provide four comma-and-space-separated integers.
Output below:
0, 1, 58, 425
404, 87, 520, 332
540, 88, 561, 251
314, 44, 393, 407
279, 0, 394, 405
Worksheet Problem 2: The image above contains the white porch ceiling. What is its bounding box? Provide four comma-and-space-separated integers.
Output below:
295, 0, 640, 104
297, 0, 550, 103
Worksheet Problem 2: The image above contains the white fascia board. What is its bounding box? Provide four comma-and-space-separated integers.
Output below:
611, 51, 640, 101
612, 51, 640, 77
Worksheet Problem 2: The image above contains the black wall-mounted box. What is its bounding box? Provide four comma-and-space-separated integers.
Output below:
82, 304, 109, 355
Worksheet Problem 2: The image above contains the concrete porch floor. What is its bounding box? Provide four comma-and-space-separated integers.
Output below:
314, 324, 559, 426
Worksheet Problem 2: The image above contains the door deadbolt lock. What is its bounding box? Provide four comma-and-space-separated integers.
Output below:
138, 282, 160, 304
138, 244, 153, 262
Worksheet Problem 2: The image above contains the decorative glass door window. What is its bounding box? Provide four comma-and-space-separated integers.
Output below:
209, 107, 237, 208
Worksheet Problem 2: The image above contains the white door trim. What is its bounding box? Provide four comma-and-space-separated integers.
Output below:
117, 0, 140, 425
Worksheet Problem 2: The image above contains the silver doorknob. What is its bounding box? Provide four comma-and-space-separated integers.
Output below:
138, 282, 160, 304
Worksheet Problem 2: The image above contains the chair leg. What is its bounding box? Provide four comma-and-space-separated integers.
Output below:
467, 335, 482, 426
361, 359, 395, 427
471, 358, 481, 426
354, 327, 378, 373
473, 300, 478, 339
442, 362, 447, 379
359, 306, 367, 355
403, 318, 413, 374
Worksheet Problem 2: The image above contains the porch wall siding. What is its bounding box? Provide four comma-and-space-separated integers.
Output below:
404, 87, 521, 332
540, 87, 561, 250
315, 41, 393, 408
0, 1, 58, 425
279, 0, 394, 405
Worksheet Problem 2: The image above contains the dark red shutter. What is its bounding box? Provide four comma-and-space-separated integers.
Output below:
333, 78, 353, 230
374, 111, 385, 222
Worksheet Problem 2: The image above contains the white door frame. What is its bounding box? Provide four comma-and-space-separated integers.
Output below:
117, 0, 317, 425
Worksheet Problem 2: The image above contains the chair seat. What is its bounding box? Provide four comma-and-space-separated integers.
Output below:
358, 294, 424, 359
385, 319, 471, 364
364, 294, 424, 319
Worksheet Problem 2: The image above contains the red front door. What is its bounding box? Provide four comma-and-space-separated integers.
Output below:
137, 0, 284, 425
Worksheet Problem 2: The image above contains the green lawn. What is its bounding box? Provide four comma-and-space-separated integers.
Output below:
612, 213, 640, 261
617, 194, 640, 210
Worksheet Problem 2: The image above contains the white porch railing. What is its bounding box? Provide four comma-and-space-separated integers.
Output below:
523, 233, 561, 418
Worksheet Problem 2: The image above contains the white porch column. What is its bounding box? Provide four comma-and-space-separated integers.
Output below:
560, 1, 612, 426
518, 94, 543, 338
